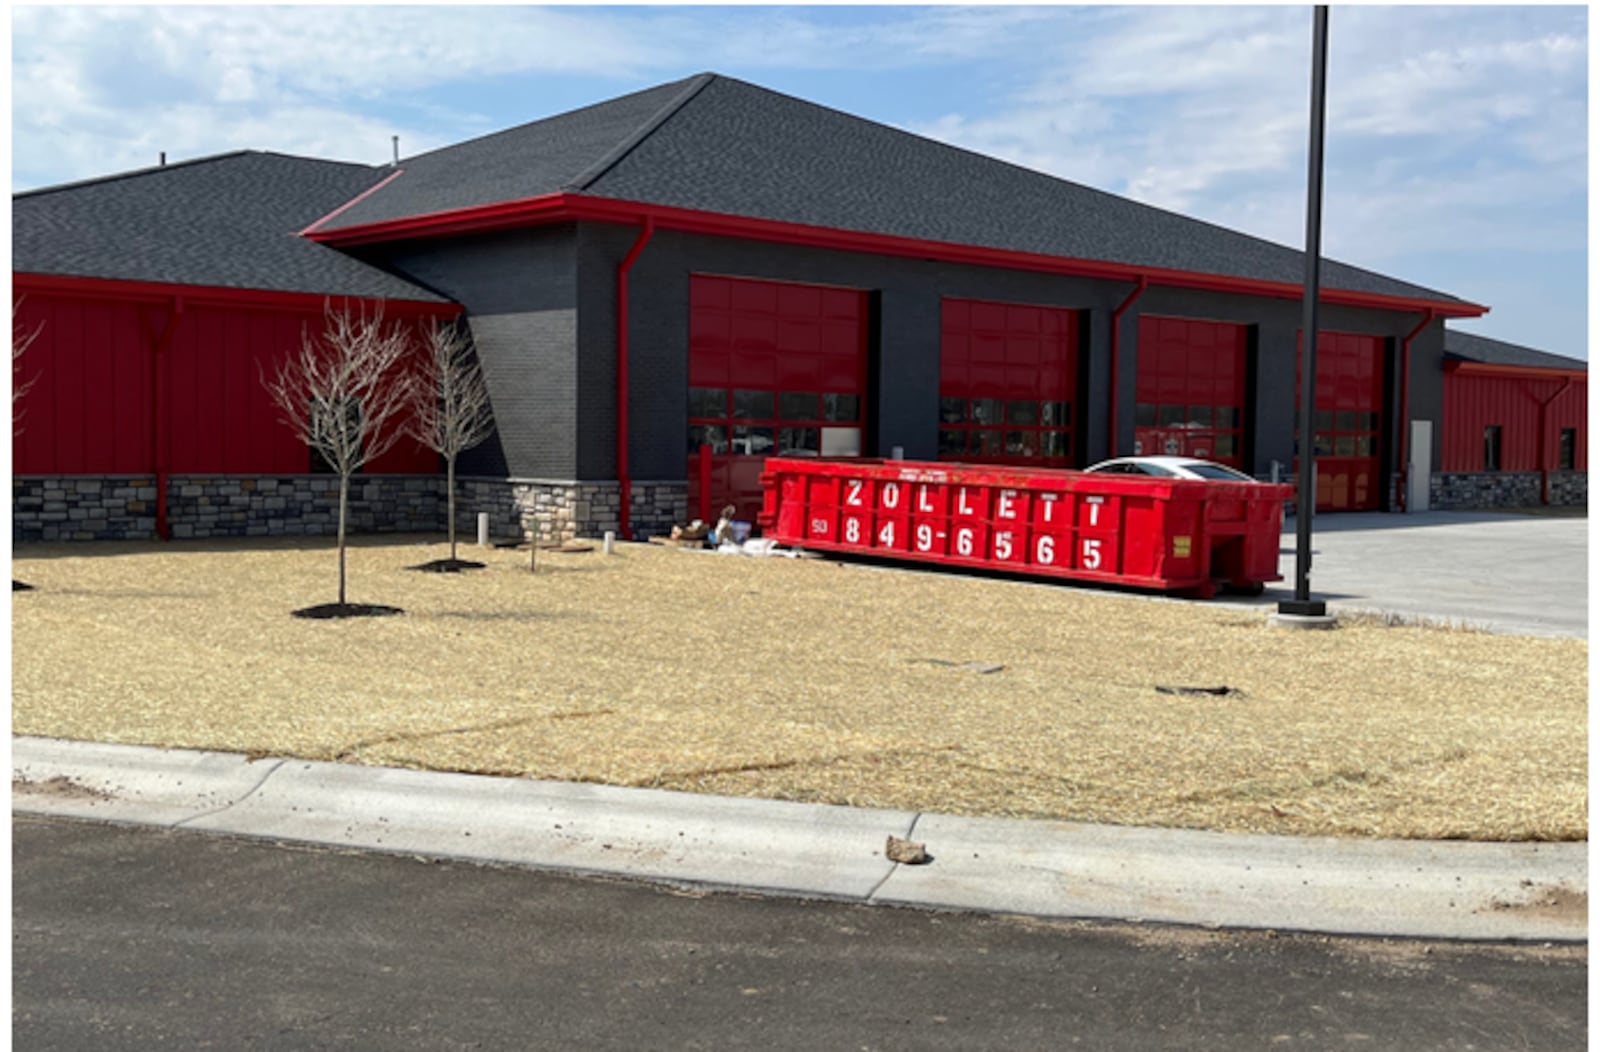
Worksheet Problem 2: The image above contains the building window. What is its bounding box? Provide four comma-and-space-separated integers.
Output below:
1483, 425, 1502, 472
1558, 428, 1576, 471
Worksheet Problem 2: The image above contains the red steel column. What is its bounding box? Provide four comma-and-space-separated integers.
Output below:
151, 295, 184, 540
1532, 378, 1572, 505
615, 219, 654, 540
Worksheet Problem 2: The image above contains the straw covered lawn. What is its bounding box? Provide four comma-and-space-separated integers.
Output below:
11, 535, 1587, 841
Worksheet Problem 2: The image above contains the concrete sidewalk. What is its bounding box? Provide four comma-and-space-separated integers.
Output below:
11, 736, 1586, 944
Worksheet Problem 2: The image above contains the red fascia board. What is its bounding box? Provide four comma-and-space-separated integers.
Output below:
299, 167, 408, 236
305, 191, 1489, 319
1444, 359, 1588, 380
12, 272, 461, 317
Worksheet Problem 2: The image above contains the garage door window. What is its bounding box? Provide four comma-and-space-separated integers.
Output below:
939, 299, 1079, 467
1133, 317, 1247, 466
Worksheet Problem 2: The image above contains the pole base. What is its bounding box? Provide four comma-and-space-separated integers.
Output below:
1276, 598, 1328, 617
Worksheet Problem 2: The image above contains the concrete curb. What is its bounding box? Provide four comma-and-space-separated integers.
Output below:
12, 736, 1587, 943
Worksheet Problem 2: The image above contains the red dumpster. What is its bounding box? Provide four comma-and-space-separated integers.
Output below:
757, 458, 1291, 598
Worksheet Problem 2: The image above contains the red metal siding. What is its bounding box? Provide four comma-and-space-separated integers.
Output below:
1133, 317, 1248, 467
1442, 373, 1587, 473
939, 298, 1079, 466
13, 295, 156, 475
13, 294, 438, 477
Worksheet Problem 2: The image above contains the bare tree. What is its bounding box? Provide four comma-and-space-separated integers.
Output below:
408, 318, 494, 566
13, 299, 41, 433
265, 302, 415, 611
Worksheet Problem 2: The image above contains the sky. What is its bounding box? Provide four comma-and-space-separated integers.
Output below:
8, 5, 1589, 358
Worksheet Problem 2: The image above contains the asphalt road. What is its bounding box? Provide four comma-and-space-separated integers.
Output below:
14, 816, 1586, 1051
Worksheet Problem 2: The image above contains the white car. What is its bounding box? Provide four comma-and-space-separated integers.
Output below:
1084, 456, 1257, 482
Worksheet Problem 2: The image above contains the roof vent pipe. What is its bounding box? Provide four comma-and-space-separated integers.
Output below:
391, 136, 399, 167
159, 152, 166, 166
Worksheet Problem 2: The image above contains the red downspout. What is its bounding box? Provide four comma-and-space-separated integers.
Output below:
1531, 378, 1572, 505
616, 218, 655, 540
1107, 277, 1148, 459
1394, 308, 1435, 512
151, 295, 184, 540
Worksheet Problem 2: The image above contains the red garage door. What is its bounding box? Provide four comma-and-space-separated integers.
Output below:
1134, 317, 1248, 468
688, 275, 868, 523
938, 298, 1079, 467
1297, 331, 1386, 511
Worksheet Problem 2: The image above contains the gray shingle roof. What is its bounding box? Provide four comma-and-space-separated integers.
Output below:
14, 152, 449, 302
322, 76, 708, 230
1444, 329, 1587, 372
320, 72, 1467, 306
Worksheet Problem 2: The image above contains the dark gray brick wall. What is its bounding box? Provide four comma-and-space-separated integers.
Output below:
575, 225, 1435, 494
358, 226, 580, 479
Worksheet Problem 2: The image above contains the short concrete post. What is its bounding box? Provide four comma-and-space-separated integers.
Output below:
603, 530, 615, 555
477, 512, 489, 547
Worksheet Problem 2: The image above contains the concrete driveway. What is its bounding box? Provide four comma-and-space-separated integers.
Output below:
1262, 510, 1588, 638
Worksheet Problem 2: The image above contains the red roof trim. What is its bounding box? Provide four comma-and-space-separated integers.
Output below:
1444, 359, 1587, 380
305, 191, 1489, 318
11, 272, 461, 316
299, 167, 408, 236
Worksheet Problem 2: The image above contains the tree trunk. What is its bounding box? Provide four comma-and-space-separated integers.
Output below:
447, 456, 457, 561
338, 473, 349, 606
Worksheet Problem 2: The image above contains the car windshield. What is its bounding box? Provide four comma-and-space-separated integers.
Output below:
1184, 463, 1253, 481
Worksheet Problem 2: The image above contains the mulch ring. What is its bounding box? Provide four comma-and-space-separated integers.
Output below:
406, 558, 488, 573
291, 602, 404, 620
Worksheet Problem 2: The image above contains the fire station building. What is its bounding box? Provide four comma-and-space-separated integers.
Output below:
12, 73, 1586, 543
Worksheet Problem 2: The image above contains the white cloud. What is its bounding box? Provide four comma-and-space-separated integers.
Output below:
903, 5, 1586, 269
9, 4, 1587, 309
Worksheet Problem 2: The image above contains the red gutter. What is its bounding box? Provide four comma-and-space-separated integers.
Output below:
12, 273, 461, 317
298, 168, 407, 236
1108, 277, 1148, 458
1394, 309, 1435, 512
616, 218, 655, 540
150, 296, 185, 540
304, 192, 1489, 320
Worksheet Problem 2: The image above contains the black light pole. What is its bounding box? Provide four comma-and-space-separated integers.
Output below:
1280, 4, 1330, 619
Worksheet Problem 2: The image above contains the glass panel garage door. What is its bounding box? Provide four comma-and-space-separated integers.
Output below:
938, 298, 1079, 467
688, 274, 867, 523
1134, 317, 1248, 468
1296, 331, 1386, 511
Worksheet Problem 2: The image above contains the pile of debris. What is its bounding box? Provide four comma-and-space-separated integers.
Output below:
651, 505, 802, 559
